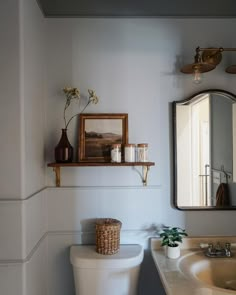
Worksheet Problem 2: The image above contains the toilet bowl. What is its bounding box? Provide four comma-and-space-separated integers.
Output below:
70, 244, 144, 295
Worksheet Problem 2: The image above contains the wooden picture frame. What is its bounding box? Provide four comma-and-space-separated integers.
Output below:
79, 113, 128, 162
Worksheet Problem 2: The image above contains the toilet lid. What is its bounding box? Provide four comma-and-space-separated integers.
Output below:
70, 244, 144, 269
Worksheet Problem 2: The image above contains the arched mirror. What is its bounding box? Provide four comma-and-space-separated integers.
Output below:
173, 89, 236, 210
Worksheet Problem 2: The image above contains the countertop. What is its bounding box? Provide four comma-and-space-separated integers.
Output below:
151, 237, 236, 295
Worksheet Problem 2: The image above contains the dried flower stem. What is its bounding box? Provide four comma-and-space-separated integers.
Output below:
63, 104, 68, 129
65, 100, 91, 129
62, 87, 99, 129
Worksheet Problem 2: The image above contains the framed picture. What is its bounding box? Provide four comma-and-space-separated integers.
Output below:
79, 113, 128, 162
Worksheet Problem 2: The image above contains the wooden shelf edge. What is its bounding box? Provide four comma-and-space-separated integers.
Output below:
47, 162, 155, 167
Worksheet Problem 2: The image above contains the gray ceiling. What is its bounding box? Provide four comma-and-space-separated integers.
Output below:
37, 0, 236, 18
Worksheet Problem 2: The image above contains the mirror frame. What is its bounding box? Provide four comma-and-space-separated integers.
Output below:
173, 89, 236, 210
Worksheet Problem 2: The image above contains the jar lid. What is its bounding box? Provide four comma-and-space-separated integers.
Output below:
111, 143, 121, 147
137, 143, 148, 147
124, 144, 136, 147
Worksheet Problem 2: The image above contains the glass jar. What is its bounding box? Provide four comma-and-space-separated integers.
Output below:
111, 144, 121, 162
137, 143, 148, 162
124, 144, 136, 162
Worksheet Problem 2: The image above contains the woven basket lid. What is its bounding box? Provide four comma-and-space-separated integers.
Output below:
96, 218, 122, 227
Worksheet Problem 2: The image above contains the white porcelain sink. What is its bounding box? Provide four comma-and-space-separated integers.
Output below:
178, 251, 236, 292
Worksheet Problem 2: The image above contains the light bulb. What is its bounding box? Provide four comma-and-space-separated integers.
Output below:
193, 68, 203, 84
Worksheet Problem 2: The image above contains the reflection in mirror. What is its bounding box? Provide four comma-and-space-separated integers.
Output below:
173, 90, 236, 209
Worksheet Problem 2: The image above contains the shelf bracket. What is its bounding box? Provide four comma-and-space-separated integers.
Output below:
53, 167, 61, 187
48, 162, 154, 187
142, 165, 150, 186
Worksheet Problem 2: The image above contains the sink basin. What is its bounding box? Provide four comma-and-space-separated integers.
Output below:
178, 251, 236, 292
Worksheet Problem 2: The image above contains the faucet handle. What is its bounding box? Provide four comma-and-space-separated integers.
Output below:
208, 243, 214, 254
200, 243, 209, 249
225, 242, 232, 257
225, 242, 231, 249
199, 242, 213, 251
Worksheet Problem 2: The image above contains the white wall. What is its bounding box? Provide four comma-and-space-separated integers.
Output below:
2, 7, 236, 295
0, 0, 22, 200
0, 0, 46, 294
21, 0, 46, 197
43, 18, 236, 295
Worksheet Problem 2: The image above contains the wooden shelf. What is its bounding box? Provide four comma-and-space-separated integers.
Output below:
48, 162, 155, 167
47, 162, 155, 186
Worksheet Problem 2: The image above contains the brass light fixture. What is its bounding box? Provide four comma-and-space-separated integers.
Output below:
181, 47, 236, 83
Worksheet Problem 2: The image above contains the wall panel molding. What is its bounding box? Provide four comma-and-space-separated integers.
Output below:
0, 186, 47, 202
0, 228, 158, 265
0, 188, 47, 260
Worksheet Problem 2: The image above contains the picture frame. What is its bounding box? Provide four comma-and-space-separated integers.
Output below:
79, 113, 128, 162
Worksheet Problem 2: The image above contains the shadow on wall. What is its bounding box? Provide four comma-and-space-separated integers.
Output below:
80, 218, 97, 244
138, 250, 166, 295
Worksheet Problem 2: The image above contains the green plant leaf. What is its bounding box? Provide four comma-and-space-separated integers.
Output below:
160, 226, 188, 247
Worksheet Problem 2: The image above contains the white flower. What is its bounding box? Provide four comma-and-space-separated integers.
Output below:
88, 89, 99, 104
62, 87, 99, 128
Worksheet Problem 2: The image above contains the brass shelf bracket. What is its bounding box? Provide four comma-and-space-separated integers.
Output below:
53, 167, 61, 187
142, 165, 150, 186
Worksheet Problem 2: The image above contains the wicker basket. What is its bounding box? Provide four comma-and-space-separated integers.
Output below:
95, 218, 122, 255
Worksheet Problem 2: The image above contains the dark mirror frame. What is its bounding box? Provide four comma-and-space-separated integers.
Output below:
173, 89, 236, 210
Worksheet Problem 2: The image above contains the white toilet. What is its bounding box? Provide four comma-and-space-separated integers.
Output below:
70, 244, 144, 295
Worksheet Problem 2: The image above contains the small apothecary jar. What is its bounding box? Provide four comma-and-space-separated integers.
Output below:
137, 143, 148, 162
111, 144, 122, 163
124, 144, 136, 162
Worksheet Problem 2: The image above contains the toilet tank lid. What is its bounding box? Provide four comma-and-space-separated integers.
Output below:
70, 244, 144, 269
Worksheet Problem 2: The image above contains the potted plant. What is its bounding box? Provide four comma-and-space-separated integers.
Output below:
160, 227, 188, 259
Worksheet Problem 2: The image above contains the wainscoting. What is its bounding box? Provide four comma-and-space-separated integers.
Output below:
0, 186, 163, 295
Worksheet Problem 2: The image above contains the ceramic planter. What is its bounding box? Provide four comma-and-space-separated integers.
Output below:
166, 245, 180, 259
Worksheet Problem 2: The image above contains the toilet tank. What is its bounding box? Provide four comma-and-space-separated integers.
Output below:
70, 244, 144, 295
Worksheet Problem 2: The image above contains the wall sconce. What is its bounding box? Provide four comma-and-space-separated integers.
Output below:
181, 46, 236, 84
